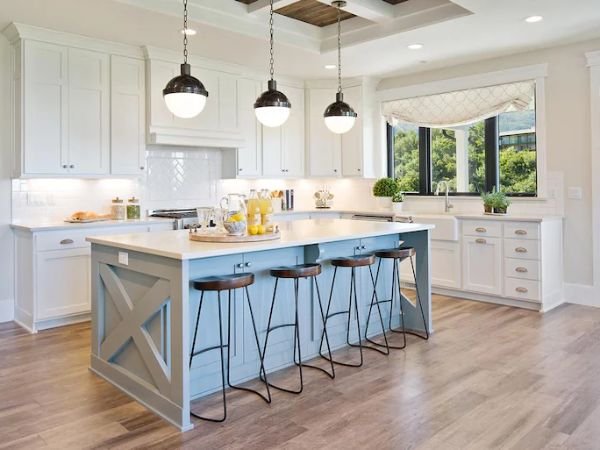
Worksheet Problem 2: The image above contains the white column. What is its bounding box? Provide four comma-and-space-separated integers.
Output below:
455, 127, 469, 192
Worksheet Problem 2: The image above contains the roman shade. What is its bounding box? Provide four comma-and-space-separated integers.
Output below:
382, 81, 535, 128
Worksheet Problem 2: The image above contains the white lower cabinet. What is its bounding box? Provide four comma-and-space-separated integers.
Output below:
462, 236, 503, 296
13, 222, 173, 332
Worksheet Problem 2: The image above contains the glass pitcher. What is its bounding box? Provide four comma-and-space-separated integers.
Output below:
220, 193, 248, 235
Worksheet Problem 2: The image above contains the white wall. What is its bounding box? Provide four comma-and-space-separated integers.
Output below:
0, 34, 14, 321
379, 38, 600, 288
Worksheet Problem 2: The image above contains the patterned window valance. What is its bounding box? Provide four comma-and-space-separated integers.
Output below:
382, 81, 535, 128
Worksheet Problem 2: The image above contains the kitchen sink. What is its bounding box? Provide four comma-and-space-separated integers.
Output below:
409, 214, 459, 241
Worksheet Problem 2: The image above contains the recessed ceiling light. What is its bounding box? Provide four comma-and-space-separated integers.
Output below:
180, 28, 197, 36
525, 15, 543, 23
325, 64, 337, 70
408, 43, 424, 50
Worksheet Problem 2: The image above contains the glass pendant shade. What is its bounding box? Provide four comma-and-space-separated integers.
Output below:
324, 92, 357, 134
254, 79, 291, 127
163, 63, 208, 119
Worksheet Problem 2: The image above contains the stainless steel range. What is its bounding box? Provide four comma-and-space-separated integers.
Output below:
148, 208, 204, 230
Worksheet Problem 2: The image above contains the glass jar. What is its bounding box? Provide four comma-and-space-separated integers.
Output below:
127, 197, 141, 220
111, 197, 126, 220
246, 189, 261, 226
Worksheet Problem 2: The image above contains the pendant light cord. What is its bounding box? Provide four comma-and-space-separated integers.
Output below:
337, 5, 342, 94
183, 0, 188, 64
269, 0, 275, 81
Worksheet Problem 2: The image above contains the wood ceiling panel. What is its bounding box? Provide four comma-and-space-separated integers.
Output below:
276, 0, 354, 27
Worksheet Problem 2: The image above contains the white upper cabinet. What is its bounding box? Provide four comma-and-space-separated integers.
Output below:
110, 55, 146, 175
145, 48, 243, 148
341, 85, 364, 177
262, 83, 305, 178
22, 41, 68, 175
67, 48, 110, 175
308, 87, 341, 177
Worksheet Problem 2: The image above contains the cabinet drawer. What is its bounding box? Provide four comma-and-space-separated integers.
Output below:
504, 238, 540, 260
504, 258, 540, 281
504, 278, 540, 302
504, 222, 539, 240
36, 230, 91, 251
462, 220, 502, 238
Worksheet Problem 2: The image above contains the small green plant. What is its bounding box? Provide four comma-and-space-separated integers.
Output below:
372, 178, 399, 197
481, 192, 494, 212
488, 190, 511, 213
392, 191, 405, 203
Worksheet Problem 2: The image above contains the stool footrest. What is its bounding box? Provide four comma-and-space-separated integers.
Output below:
192, 344, 229, 358
266, 323, 295, 333
325, 310, 350, 320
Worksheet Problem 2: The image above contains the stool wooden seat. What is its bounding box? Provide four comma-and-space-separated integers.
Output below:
374, 247, 416, 260
270, 263, 321, 279
331, 254, 375, 268
192, 273, 254, 291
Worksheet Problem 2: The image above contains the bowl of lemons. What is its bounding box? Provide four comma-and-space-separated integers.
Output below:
223, 212, 247, 236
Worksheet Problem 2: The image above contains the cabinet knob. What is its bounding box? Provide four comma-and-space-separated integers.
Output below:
515, 229, 527, 235
516, 287, 529, 294
239, 168, 243, 172
357, 168, 361, 172
334, 169, 338, 173
69, 164, 75, 169
475, 227, 487, 233
237, 263, 244, 269
475, 238, 487, 244
515, 267, 528, 273
140, 166, 145, 170
361, 245, 366, 250
62, 164, 68, 169
515, 247, 528, 253
245, 262, 252, 268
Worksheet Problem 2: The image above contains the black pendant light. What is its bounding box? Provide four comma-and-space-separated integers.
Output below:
324, 0, 357, 134
254, 0, 291, 127
163, 0, 208, 119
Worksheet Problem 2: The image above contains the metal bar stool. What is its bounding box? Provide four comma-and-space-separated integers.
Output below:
365, 247, 429, 350
261, 263, 335, 394
320, 254, 390, 367
190, 273, 270, 422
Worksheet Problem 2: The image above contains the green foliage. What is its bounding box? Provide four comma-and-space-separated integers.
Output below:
487, 190, 511, 209
392, 191, 404, 203
392, 121, 536, 195
481, 191, 494, 208
373, 177, 399, 197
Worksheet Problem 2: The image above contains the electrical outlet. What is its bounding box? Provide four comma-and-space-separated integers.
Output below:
567, 186, 583, 200
118, 252, 129, 266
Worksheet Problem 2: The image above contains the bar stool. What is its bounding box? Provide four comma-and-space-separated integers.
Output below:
189, 273, 270, 422
365, 247, 429, 350
262, 263, 335, 394
320, 254, 390, 367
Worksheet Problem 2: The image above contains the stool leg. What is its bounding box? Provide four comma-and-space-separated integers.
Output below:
406, 256, 430, 340
190, 291, 227, 422
189, 291, 205, 368
344, 267, 364, 367
260, 278, 278, 384
364, 264, 390, 355
226, 288, 272, 404
313, 276, 335, 378
392, 259, 408, 349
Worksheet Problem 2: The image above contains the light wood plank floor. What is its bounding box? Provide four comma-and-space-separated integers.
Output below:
2, 295, 600, 449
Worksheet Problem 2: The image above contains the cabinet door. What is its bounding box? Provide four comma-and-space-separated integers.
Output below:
179, 66, 219, 131
148, 60, 177, 128
236, 78, 262, 176
36, 248, 90, 320
67, 48, 110, 174
262, 126, 283, 177
110, 56, 146, 175
341, 85, 363, 177
281, 85, 305, 177
431, 241, 461, 289
308, 88, 341, 177
462, 236, 502, 295
23, 41, 68, 174
218, 73, 238, 132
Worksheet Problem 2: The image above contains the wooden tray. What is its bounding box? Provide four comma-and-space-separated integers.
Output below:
189, 230, 281, 243
64, 217, 112, 223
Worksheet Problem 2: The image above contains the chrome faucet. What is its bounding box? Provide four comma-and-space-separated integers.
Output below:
435, 180, 454, 213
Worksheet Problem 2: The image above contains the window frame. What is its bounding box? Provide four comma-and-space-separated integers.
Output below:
387, 114, 538, 197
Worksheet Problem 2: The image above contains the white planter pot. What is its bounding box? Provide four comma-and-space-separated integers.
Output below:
375, 196, 393, 210
392, 202, 404, 213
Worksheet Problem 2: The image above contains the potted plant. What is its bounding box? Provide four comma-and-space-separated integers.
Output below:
491, 191, 511, 214
392, 191, 405, 213
481, 192, 494, 214
372, 178, 398, 210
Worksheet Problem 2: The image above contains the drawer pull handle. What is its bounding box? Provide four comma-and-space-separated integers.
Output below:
516, 287, 529, 294
515, 229, 528, 235
475, 227, 487, 233
475, 238, 487, 244
516, 267, 528, 273
236, 263, 244, 269
60, 239, 74, 245
245, 262, 252, 268
515, 247, 528, 253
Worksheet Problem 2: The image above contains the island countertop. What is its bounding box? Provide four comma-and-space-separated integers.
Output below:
86, 219, 434, 260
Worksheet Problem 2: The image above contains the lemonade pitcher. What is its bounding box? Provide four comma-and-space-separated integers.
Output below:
220, 193, 248, 235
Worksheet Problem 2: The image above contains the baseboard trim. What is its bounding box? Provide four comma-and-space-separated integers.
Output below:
564, 283, 598, 308
0, 298, 14, 323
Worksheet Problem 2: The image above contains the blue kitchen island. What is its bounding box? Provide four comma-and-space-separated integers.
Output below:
87, 219, 434, 431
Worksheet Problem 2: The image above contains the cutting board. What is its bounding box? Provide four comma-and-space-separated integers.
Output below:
189, 230, 281, 243
64, 217, 112, 224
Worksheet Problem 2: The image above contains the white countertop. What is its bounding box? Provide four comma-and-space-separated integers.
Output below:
87, 219, 434, 260
10, 217, 174, 232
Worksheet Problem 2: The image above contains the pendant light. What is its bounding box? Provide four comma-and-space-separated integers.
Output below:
324, 1, 357, 134
163, 0, 208, 119
254, 0, 291, 127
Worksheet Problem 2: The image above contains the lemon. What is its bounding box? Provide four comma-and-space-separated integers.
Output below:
248, 225, 259, 235
230, 212, 244, 222
257, 225, 266, 235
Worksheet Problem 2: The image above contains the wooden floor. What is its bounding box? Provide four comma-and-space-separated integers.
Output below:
2, 295, 600, 449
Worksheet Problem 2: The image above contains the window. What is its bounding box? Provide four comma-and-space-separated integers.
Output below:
386, 81, 537, 196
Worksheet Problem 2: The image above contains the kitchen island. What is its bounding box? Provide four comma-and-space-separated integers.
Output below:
87, 219, 434, 431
